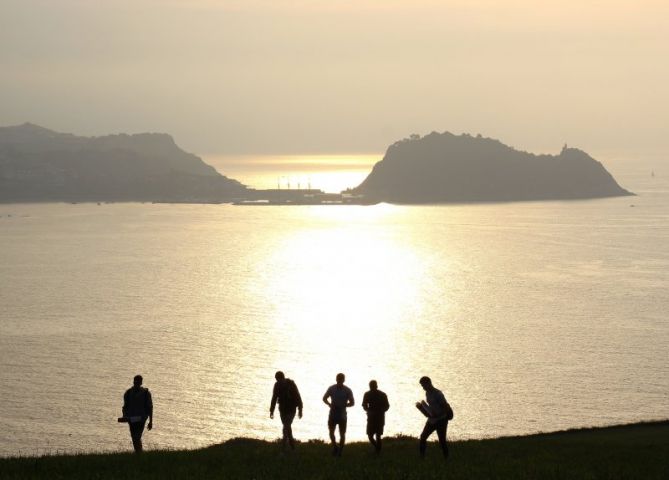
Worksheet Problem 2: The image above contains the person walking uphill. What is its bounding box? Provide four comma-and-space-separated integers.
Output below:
269, 371, 303, 450
122, 375, 153, 453
415, 376, 452, 460
362, 380, 390, 453
323, 373, 354, 456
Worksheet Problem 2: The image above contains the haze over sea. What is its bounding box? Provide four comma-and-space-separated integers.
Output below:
0, 154, 668, 457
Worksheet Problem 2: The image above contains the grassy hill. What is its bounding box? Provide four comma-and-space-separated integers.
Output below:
1, 421, 667, 479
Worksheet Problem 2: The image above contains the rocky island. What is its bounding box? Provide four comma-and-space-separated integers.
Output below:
0, 123, 247, 203
352, 132, 632, 203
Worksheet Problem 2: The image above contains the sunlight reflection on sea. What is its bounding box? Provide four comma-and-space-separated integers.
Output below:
203, 154, 379, 192
0, 156, 668, 456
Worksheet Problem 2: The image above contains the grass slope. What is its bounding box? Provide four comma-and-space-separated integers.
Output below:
1, 421, 668, 479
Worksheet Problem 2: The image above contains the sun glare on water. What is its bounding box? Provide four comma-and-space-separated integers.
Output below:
204, 154, 381, 193
233, 204, 455, 437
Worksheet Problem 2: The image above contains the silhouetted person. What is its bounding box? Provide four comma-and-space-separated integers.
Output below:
416, 376, 450, 460
362, 380, 390, 453
269, 371, 303, 450
322, 373, 354, 456
122, 375, 153, 453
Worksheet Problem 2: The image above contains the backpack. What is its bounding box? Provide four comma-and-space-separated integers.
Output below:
445, 400, 454, 421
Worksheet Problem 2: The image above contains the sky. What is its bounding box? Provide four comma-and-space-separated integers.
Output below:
1, 0, 668, 157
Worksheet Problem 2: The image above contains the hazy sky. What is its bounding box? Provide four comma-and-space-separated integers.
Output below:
1, 0, 668, 156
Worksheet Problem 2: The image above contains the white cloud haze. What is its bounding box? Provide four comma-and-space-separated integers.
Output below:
1, 0, 668, 156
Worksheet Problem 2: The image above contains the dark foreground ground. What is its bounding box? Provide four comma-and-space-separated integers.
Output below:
1, 421, 668, 479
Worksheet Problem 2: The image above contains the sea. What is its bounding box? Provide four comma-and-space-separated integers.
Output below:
0, 153, 668, 457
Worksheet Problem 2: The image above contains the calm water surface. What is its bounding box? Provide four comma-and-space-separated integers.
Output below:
0, 158, 668, 456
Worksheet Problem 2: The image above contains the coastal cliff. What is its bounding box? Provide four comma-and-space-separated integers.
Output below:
352, 132, 632, 203
0, 123, 247, 202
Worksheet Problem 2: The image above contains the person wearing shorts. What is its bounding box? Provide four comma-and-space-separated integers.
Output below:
362, 380, 389, 452
322, 373, 354, 456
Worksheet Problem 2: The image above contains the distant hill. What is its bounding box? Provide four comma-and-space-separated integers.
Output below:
0, 123, 247, 202
352, 132, 632, 203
